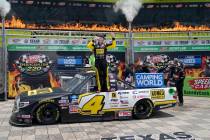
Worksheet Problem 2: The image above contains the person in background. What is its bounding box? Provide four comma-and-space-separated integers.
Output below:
148, 63, 157, 73
163, 61, 174, 87
135, 61, 144, 73
117, 61, 125, 80
168, 58, 185, 106
142, 63, 151, 73
87, 33, 116, 92
83, 55, 90, 67
125, 64, 134, 84
203, 57, 210, 77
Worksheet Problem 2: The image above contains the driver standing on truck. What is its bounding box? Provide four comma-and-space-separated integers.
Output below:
87, 33, 116, 92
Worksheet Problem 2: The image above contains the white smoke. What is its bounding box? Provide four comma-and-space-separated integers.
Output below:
0, 0, 11, 17
114, 0, 142, 23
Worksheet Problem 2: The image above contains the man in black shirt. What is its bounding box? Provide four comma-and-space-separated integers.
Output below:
168, 59, 185, 106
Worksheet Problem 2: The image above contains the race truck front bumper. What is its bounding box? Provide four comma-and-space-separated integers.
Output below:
10, 111, 32, 126
9, 97, 32, 126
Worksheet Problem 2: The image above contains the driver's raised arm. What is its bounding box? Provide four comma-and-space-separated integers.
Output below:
106, 33, 116, 49
87, 40, 95, 51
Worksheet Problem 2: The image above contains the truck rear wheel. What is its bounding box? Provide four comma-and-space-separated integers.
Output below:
133, 99, 153, 119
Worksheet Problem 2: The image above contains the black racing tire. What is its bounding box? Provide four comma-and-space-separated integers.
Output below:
35, 103, 60, 125
133, 99, 153, 119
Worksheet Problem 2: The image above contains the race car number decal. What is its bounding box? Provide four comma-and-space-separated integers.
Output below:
151, 89, 165, 99
81, 95, 105, 115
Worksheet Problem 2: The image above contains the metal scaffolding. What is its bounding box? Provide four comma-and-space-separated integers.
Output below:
0, 17, 7, 100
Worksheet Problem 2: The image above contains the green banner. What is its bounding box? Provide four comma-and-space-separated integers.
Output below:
134, 45, 210, 52
9, 45, 210, 52
183, 77, 210, 97
7, 45, 126, 52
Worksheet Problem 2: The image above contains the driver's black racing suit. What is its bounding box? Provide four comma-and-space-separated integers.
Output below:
87, 38, 116, 92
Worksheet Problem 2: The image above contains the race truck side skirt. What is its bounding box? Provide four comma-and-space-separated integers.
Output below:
154, 100, 177, 110
154, 100, 177, 106
61, 111, 122, 123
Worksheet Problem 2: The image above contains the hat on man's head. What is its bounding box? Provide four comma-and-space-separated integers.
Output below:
96, 33, 106, 38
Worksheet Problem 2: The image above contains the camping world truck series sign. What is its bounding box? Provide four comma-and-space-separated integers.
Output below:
135, 73, 164, 88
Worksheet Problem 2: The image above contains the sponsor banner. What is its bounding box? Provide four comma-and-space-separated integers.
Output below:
134, 45, 210, 52
20, 115, 31, 119
28, 88, 53, 96
178, 55, 202, 67
134, 40, 210, 47
15, 54, 53, 76
39, 99, 54, 104
151, 89, 165, 99
118, 111, 132, 117
69, 95, 79, 105
135, 73, 164, 88
58, 99, 69, 104
57, 56, 83, 68
8, 38, 125, 46
144, 54, 170, 70
7, 45, 125, 52
120, 99, 129, 104
184, 77, 210, 97
69, 105, 79, 113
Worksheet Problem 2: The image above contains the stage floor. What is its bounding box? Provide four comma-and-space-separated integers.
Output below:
0, 96, 210, 140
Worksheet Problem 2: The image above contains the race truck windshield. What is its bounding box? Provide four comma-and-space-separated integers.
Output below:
65, 74, 87, 92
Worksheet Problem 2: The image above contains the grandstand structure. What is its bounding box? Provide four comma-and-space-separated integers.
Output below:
5, 0, 210, 28
1, 0, 210, 54
1, 0, 210, 50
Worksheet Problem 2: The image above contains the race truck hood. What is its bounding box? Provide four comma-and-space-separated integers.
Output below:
18, 87, 69, 102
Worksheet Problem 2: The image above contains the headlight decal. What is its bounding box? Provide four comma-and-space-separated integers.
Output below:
19, 101, 30, 108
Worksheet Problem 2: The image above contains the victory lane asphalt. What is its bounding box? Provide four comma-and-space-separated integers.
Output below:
0, 96, 210, 140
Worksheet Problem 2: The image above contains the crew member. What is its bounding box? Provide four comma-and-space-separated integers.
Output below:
87, 33, 116, 92
168, 58, 185, 106
175, 59, 185, 106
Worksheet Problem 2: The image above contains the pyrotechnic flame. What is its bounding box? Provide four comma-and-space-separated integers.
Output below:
48, 71, 60, 88
8, 65, 21, 98
1, 16, 210, 32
